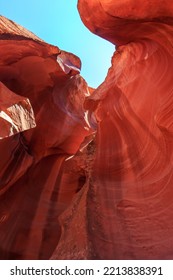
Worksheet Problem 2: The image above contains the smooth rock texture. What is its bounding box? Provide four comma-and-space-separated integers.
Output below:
0, 16, 93, 259
1, 0, 173, 260
51, 0, 173, 259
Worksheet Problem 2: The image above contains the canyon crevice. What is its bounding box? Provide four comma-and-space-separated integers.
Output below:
1, 0, 173, 259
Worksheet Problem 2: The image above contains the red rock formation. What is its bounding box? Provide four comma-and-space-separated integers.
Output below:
51, 1, 173, 259
0, 16, 93, 259
2, 0, 173, 260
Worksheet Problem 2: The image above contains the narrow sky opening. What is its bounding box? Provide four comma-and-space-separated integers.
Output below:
0, 0, 115, 88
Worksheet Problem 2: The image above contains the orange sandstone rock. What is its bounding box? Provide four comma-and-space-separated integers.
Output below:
0, 16, 93, 259
2, 0, 173, 260
51, 0, 173, 259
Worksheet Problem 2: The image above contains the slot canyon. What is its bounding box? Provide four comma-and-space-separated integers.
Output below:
1, 0, 173, 259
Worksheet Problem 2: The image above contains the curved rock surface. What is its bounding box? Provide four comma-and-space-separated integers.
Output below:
51, 1, 173, 259
1, 0, 173, 260
0, 16, 93, 259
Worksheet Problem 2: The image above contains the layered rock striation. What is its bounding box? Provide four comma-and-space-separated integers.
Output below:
1, 0, 173, 260
0, 16, 93, 259
53, 0, 173, 259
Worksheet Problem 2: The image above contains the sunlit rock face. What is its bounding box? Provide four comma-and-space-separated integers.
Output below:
0, 16, 93, 259
51, 0, 173, 259
1, 0, 173, 260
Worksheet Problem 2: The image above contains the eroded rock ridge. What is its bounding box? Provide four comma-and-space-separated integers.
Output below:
1, 0, 173, 259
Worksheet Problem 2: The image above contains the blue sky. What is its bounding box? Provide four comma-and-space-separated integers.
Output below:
0, 0, 115, 88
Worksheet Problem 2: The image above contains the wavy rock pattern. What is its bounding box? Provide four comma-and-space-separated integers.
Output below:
0, 16, 93, 259
52, 1, 173, 259
1, 0, 173, 260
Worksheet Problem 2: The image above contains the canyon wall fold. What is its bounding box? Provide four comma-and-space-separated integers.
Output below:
52, 0, 173, 259
0, 16, 93, 259
1, 0, 173, 260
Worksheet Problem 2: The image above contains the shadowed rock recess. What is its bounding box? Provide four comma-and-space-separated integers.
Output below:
1, 0, 173, 260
